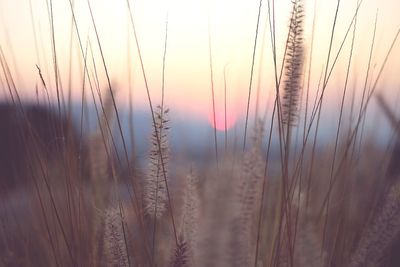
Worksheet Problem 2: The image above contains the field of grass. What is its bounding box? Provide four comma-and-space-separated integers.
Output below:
1, 0, 400, 266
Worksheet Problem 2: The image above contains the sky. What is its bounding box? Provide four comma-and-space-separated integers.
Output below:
1, 0, 400, 131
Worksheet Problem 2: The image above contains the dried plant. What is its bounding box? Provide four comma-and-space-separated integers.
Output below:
230, 121, 264, 267
294, 201, 326, 267
197, 160, 238, 267
349, 180, 400, 267
282, 0, 305, 126
144, 105, 170, 219
170, 239, 189, 267
88, 90, 115, 265
349, 95, 400, 267
104, 205, 129, 267
180, 167, 200, 263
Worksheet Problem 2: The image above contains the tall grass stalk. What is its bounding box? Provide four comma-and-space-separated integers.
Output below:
207, 17, 219, 166
243, 0, 263, 151
125, 0, 178, 246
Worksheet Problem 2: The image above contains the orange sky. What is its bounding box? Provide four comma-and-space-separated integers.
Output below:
1, 0, 400, 128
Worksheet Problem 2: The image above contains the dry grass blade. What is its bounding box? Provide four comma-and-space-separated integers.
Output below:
243, 0, 263, 151
376, 94, 400, 136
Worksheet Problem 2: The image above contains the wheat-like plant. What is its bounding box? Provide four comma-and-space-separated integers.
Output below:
180, 167, 200, 264
349, 180, 400, 267
293, 191, 326, 267
230, 121, 265, 267
144, 105, 170, 219
103, 205, 130, 267
169, 239, 189, 267
282, 0, 305, 126
349, 96, 400, 267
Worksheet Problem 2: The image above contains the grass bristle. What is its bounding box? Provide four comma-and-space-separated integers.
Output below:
170, 239, 189, 267
230, 121, 265, 266
144, 105, 170, 219
181, 167, 199, 261
104, 206, 130, 267
282, 0, 305, 126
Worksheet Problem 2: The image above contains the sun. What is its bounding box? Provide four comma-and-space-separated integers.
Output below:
208, 109, 237, 131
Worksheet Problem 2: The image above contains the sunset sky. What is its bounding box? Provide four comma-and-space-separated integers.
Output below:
1, 0, 400, 130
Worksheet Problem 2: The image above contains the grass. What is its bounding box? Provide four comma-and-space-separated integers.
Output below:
1, 0, 400, 266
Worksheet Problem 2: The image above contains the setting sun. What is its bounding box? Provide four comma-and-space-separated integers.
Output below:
208, 108, 237, 131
